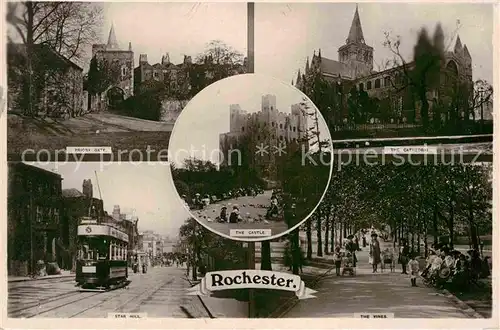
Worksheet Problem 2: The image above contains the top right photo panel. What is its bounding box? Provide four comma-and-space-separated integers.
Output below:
255, 3, 494, 155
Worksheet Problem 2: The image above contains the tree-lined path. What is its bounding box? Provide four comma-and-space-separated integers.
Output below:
283, 243, 473, 318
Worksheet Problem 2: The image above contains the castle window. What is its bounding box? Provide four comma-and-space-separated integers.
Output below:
293, 127, 296, 132
279, 124, 283, 129
272, 122, 275, 127
242, 127, 245, 132
280, 136, 283, 140
384, 76, 391, 87
367, 81, 372, 90
271, 106, 274, 110
375, 79, 380, 88
121, 66, 126, 77
359, 83, 364, 91
153, 71, 159, 79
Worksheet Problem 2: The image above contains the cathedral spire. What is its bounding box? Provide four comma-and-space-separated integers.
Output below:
454, 35, 463, 54
347, 4, 365, 44
305, 57, 310, 74
107, 24, 120, 50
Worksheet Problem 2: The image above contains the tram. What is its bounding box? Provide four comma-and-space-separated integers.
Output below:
75, 218, 130, 291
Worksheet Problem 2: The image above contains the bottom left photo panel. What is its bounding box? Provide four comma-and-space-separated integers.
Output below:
6, 161, 248, 319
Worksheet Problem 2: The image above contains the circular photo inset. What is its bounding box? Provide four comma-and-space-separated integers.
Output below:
168, 73, 333, 241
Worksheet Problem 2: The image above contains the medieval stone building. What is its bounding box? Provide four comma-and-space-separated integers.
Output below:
91, 25, 135, 108
219, 95, 308, 181
295, 5, 473, 125
7, 44, 84, 118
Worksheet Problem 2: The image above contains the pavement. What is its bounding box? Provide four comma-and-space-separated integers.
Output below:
8, 270, 74, 283
8, 266, 210, 318
185, 276, 248, 318
281, 242, 487, 318
191, 190, 288, 239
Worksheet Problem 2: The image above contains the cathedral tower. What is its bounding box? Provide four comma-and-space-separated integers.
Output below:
337, 5, 374, 78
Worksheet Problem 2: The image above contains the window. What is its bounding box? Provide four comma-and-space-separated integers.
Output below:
121, 66, 126, 77
271, 106, 274, 110
272, 122, 275, 127
293, 127, 296, 132
280, 136, 283, 140
279, 124, 283, 129
384, 76, 391, 87
242, 127, 245, 132
359, 83, 364, 91
367, 81, 372, 90
375, 79, 380, 88
153, 71, 159, 79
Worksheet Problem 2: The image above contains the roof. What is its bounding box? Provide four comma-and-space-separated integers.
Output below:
62, 188, 84, 198
107, 24, 120, 50
319, 57, 351, 78
347, 5, 365, 44
10, 162, 62, 179
8, 43, 83, 71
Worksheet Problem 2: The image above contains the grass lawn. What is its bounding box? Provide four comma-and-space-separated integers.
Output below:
7, 113, 173, 161
446, 279, 492, 318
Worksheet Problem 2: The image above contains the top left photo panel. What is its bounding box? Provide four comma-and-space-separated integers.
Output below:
6, 2, 249, 162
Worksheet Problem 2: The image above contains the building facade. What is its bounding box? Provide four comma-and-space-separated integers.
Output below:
60, 181, 105, 271
91, 25, 134, 109
295, 5, 473, 124
7, 44, 84, 118
7, 163, 63, 276
219, 94, 308, 180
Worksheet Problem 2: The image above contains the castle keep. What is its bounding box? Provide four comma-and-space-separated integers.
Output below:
219, 95, 308, 180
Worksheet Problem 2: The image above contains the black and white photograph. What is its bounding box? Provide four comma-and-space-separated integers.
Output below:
6, 162, 226, 318
1, 0, 498, 327
250, 162, 493, 319
255, 3, 494, 153
6, 2, 247, 160
168, 74, 332, 241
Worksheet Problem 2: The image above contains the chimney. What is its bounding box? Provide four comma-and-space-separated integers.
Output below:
139, 54, 148, 64
82, 179, 93, 199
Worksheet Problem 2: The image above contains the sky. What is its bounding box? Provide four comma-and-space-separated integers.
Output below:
30, 162, 190, 237
99, 2, 247, 68
255, 3, 494, 84
168, 73, 330, 168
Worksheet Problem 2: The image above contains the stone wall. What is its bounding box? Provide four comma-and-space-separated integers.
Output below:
160, 99, 187, 122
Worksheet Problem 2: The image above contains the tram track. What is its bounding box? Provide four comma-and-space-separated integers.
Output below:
11, 270, 199, 318
12, 290, 103, 318
66, 277, 175, 318
9, 289, 83, 316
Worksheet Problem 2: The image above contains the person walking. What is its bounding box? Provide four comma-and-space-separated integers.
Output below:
334, 245, 343, 276
399, 239, 410, 275
369, 232, 381, 273
408, 253, 420, 287
345, 235, 358, 267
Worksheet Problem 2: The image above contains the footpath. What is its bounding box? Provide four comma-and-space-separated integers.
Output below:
184, 274, 248, 318
8, 270, 74, 283
281, 245, 484, 318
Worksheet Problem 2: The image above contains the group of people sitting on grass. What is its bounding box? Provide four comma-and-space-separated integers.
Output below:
182, 186, 265, 210
420, 244, 491, 291
213, 190, 285, 224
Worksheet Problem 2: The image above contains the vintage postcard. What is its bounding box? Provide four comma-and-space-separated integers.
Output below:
1, 1, 498, 330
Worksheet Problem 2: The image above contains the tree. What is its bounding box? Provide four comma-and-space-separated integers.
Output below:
7, 2, 103, 116
383, 25, 445, 128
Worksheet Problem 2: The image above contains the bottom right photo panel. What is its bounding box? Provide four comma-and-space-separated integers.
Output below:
251, 162, 492, 319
